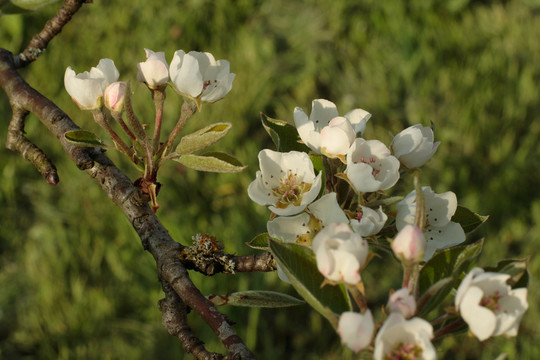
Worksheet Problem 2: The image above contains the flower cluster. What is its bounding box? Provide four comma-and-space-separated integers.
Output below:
248, 97, 529, 357
64, 49, 237, 212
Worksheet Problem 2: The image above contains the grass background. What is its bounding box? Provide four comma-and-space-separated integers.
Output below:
0, 0, 539, 358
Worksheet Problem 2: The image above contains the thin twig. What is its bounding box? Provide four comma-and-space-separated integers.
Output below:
16, 0, 91, 68
5, 103, 59, 185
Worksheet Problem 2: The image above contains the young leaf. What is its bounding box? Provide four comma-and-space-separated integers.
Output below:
64, 130, 107, 148
484, 257, 530, 288
211, 291, 304, 308
175, 122, 232, 155
260, 113, 311, 153
173, 152, 246, 173
246, 233, 271, 250
418, 238, 484, 315
451, 206, 489, 234
269, 239, 351, 328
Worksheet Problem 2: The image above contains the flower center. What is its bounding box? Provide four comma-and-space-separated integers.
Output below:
480, 290, 501, 311
385, 342, 423, 360
358, 156, 382, 177
272, 171, 311, 209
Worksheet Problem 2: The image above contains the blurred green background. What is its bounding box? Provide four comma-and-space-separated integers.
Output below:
1, 0, 539, 359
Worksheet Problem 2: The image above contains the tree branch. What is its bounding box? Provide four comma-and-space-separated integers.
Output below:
0, 46, 256, 359
16, 0, 90, 68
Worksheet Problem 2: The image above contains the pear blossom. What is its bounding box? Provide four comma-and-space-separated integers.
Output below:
455, 267, 529, 341
374, 313, 436, 360
338, 310, 375, 353
247, 150, 322, 216
391, 225, 426, 263
169, 50, 235, 105
312, 223, 369, 284
64, 58, 119, 110
350, 205, 387, 237
137, 48, 170, 89
392, 124, 440, 169
104, 81, 126, 112
293, 99, 371, 154
345, 138, 400, 193
387, 288, 417, 319
267, 192, 348, 245
396, 186, 465, 261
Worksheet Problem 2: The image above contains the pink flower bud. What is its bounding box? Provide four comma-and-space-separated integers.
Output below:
391, 225, 426, 262
104, 81, 127, 112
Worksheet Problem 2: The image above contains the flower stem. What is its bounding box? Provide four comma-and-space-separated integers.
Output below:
91, 109, 133, 158
433, 318, 466, 340
157, 98, 197, 165
413, 170, 426, 232
152, 89, 166, 153
111, 110, 137, 141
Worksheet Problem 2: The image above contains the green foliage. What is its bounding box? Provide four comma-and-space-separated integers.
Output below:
175, 122, 232, 155
0, 0, 539, 359
64, 129, 107, 148
213, 290, 304, 308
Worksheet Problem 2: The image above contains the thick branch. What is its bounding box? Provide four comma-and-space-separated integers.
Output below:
16, 0, 90, 68
0, 48, 255, 359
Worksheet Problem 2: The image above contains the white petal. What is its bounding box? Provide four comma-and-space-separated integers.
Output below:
267, 213, 311, 243
95, 58, 119, 84
455, 267, 484, 308
460, 286, 497, 341
345, 108, 371, 134
346, 162, 381, 193
424, 188, 457, 227
247, 171, 277, 206
293, 107, 319, 151
320, 126, 353, 156
170, 51, 204, 98
309, 99, 339, 131
494, 288, 528, 337
308, 193, 348, 225
423, 221, 465, 261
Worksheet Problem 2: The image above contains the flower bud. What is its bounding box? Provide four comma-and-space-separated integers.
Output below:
391, 124, 439, 169
387, 288, 416, 318
104, 81, 126, 112
137, 48, 170, 90
312, 223, 369, 284
391, 225, 426, 262
338, 310, 374, 353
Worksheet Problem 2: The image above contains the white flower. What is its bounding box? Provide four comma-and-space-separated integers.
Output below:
338, 310, 374, 353
312, 223, 369, 284
387, 288, 417, 319
391, 225, 426, 263
396, 186, 465, 261
374, 313, 436, 360
455, 267, 528, 341
64, 59, 119, 110
392, 124, 440, 169
293, 99, 370, 154
267, 192, 348, 245
350, 205, 387, 237
345, 138, 400, 193
247, 150, 322, 216
137, 48, 169, 89
169, 50, 235, 105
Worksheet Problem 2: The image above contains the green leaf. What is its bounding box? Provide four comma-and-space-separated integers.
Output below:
1, 0, 59, 14
175, 122, 232, 155
269, 239, 351, 327
260, 113, 311, 153
173, 152, 247, 173
418, 238, 484, 315
64, 130, 107, 148
451, 206, 489, 234
484, 257, 530, 288
216, 291, 305, 308
246, 233, 271, 250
